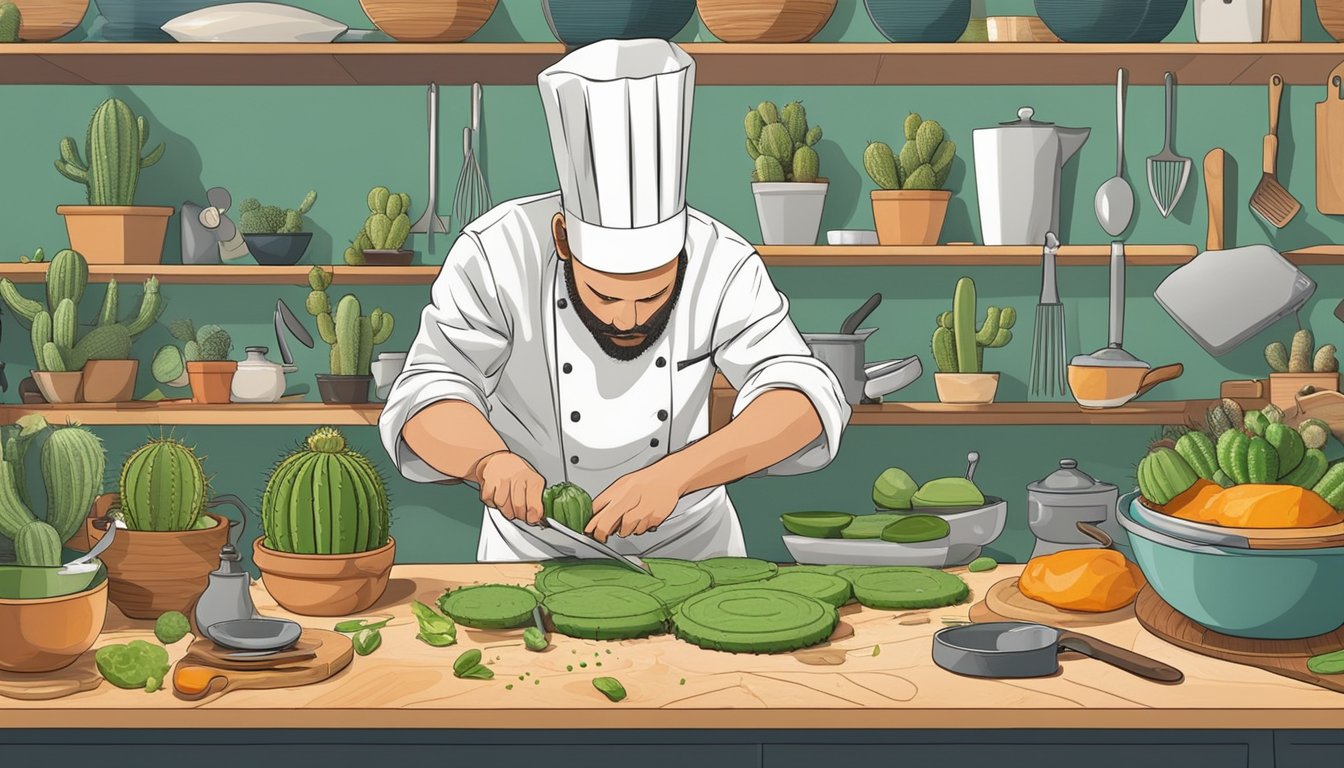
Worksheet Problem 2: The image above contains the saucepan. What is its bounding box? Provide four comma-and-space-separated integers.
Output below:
933, 621, 1183, 682
804, 293, 923, 405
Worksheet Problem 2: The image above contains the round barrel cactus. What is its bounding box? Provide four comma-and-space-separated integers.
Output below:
543, 482, 593, 531
119, 438, 208, 532
261, 427, 390, 555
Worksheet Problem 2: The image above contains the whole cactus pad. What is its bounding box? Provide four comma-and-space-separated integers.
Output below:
239, 190, 316, 235
305, 267, 394, 376
118, 437, 209, 532
864, 113, 957, 191
745, 100, 822, 183
55, 98, 165, 207
346, 186, 412, 265
0, 416, 106, 567
931, 277, 1015, 374
261, 427, 390, 555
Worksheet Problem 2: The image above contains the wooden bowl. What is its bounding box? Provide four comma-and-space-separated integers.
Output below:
697, 0, 836, 43
9, 0, 89, 42
1320, 0, 1344, 41
358, 0, 497, 42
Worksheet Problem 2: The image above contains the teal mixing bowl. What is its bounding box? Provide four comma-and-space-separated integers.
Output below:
1118, 492, 1344, 639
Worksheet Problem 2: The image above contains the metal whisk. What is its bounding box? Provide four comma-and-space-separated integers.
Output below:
453, 82, 492, 230
1030, 231, 1067, 399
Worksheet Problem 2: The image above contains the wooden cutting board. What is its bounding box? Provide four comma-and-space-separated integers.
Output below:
0, 656, 101, 701
969, 577, 1135, 628
1317, 61, 1344, 214
1134, 587, 1344, 694
171, 629, 353, 702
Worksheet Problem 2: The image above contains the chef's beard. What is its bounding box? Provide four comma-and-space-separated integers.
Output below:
563, 251, 688, 362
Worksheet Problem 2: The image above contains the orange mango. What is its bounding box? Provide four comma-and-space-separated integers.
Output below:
1173, 484, 1342, 529
1019, 549, 1146, 613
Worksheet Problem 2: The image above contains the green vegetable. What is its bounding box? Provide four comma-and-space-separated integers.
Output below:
154, 611, 190, 644
543, 585, 670, 640
1216, 430, 1251, 486
95, 640, 169, 692
353, 628, 382, 656
541, 482, 595, 531
967, 556, 998, 573
458, 664, 494, 680
840, 513, 904, 540
1308, 649, 1344, 675
911, 477, 985, 508
261, 427, 390, 555
644, 558, 713, 607
1175, 431, 1219, 481
880, 515, 951, 543
672, 587, 838, 653
1243, 410, 1269, 437
780, 511, 855, 538
119, 437, 207, 532
1246, 436, 1279, 484
333, 617, 391, 633
1266, 422, 1305, 476
841, 567, 969, 610
238, 190, 316, 235
54, 98, 165, 207
929, 277, 1014, 374
1313, 464, 1344, 509
523, 626, 548, 652
716, 570, 852, 608
419, 631, 457, 648
695, 557, 778, 585
1282, 448, 1329, 489
1299, 418, 1332, 450
535, 560, 663, 595
592, 676, 627, 702
453, 649, 484, 677
0, 416, 106, 567
437, 584, 537, 629
1137, 447, 1198, 505
411, 600, 457, 646
873, 467, 919, 510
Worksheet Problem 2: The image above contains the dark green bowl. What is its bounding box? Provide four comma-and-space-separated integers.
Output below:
0, 560, 105, 600
865, 0, 972, 43
542, 0, 695, 47
1035, 0, 1187, 43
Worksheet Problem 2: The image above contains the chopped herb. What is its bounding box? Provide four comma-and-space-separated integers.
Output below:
679, 678, 686, 685
353, 628, 382, 656
505, 684, 514, 690
334, 617, 391, 634
872, 645, 881, 657
579, 661, 587, 668
592, 676, 626, 702
567, 665, 573, 671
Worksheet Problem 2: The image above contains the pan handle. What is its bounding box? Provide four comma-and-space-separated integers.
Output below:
1058, 631, 1184, 683
1134, 363, 1184, 398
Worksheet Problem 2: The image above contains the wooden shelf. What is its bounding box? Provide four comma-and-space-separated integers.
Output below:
848, 400, 1218, 425
1, 402, 382, 426
0, 264, 441, 285
756, 244, 1201, 266
5, 43, 1344, 86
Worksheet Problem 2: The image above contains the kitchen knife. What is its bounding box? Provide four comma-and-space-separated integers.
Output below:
517, 517, 651, 574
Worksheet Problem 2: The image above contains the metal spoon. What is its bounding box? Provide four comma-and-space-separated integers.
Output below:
1095, 68, 1135, 238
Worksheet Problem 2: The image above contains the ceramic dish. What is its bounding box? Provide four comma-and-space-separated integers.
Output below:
161, 3, 355, 42
826, 229, 879, 246
876, 497, 1008, 547
204, 617, 302, 652
784, 534, 978, 567
0, 561, 104, 600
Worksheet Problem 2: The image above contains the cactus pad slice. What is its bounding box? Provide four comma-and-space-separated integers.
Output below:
436, 584, 537, 629
880, 514, 951, 543
643, 558, 713, 607
839, 513, 903, 539
717, 571, 852, 608
695, 556, 778, 585
543, 585, 670, 640
592, 676, 627, 702
671, 587, 838, 653
534, 560, 663, 595
840, 566, 969, 610
780, 511, 855, 538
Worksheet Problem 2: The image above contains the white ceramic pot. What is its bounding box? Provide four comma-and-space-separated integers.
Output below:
1194, 0, 1263, 42
752, 181, 828, 245
371, 352, 408, 400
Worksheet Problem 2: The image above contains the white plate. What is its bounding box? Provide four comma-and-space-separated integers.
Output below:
162, 3, 350, 43
783, 536, 981, 567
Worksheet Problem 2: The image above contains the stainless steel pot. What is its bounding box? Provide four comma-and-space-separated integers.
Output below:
1027, 458, 1124, 558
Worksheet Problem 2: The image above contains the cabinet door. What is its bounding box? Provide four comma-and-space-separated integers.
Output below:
766, 743, 1252, 768
1276, 731, 1344, 768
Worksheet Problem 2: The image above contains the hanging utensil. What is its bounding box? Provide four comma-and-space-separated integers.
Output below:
1095, 68, 1135, 238
1029, 231, 1067, 399
453, 82, 492, 230
840, 292, 882, 335
1147, 72, 1193, 218
409, 83, 450, 250
1249, 73, 1302, 228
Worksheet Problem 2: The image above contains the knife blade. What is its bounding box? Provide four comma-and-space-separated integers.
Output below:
522, 517, 651, 574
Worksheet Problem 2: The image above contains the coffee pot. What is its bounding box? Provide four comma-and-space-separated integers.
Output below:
230, 299, 314, 403
1026, 458, 1128, 559
194, 494, 259, 633
973, 107, 1090, 245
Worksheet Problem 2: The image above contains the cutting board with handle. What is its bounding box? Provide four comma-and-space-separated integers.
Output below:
171, 629, 352, 702
969, 577, 1136, 628
1317, 62, 1344, 214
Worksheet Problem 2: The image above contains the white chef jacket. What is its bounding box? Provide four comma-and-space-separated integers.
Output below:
378, 192, 851, 562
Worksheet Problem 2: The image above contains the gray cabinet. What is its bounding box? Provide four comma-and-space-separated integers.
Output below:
1276, 731, 1344, 768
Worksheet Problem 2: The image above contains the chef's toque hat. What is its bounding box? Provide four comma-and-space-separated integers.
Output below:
538, 39, 694, 274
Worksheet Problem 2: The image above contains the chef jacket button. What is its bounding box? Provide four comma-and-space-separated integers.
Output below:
570, 455, 579, 465
657, 409, 668, 421
656, 357, 666, 368
570, 411, 580, 422
557, 298, 568, 309
562, 363, 572, 374
650, 438, 660, 448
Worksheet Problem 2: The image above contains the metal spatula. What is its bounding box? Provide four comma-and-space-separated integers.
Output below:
1147, 72, 1192, 218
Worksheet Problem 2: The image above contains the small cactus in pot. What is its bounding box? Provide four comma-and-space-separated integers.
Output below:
155, 319, 236, 404
1265, 329, 1340, 411
746, 100, 828, 245
931, 277, 1014, 404
240, 191, 317, 266
864, 112, 958, 245
345, 186, 413, 266
305, 267, 394, 404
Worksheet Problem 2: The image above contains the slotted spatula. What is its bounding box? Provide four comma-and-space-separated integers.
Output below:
1249, 73, 1302, 228
1147, 71, 1192, 218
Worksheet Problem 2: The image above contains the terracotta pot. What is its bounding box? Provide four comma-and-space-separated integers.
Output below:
316, 374, 372, 404
934, 372, 1000, 404
871, 190, 952, 246
56, 205, 173, 265
0, 579, 107, 673
85, 504, 228, 620
1269, 372, 1340, 411
9, 0, 88, 41
31, 370, 82, 403
253, 537, 396, 617
187, 361, 238, 405
358, 0, 497, 41
81, 359, 138, 403
698, 0, 837, 42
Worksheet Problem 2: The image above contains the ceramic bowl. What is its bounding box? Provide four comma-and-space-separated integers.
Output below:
1118, 492, 1344, 639
784, 535, 979, 568
1034, 0, 1186, 43
698, 0, 837, 43
371, 352, 408, 400
888, 497, 1009, 548
243, 233, 312, 266
543, 0, 694, 46
826, 229, 879, 246
0, 574, 107, 673
866, 0, 972, 43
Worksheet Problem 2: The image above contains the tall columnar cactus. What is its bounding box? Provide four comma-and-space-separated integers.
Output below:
305, 267, 394, 376
261, 427, 390, 555
117, 437, 208, 532
745, 100, 823, 183
864, 112, 957, 191
0, 2, 21, 43
0, 249, 164, 370
931, 277, 1016, 374
1266, 329, 1338, 374
0, 416, 106, 567
345, 186, 412, 265
55, 98, 165, 207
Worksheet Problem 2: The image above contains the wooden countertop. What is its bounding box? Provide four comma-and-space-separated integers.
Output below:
4, 564, 1344, 730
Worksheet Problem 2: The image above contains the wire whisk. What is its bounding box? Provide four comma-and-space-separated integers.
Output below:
1030, 232, 1068, 399
453, 82, 492, 231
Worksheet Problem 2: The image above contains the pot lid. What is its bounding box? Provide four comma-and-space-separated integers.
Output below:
1069, 345, 1149, 369
996, 107, 1053, 127
1028, 458, 1116, 494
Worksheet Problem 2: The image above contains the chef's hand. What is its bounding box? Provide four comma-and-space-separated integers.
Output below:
476, 451, 545, 525
586, 464, 684, 543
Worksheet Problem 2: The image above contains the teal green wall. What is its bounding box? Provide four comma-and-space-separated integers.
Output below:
2, 1, 1342, 565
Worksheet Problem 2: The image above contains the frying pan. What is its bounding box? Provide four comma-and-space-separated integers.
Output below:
933, 621, 1183, 682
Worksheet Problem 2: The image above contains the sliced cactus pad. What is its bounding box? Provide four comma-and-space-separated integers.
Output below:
672, 587, 838, 653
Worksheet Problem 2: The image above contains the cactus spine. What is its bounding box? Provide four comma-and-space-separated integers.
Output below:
54, 99, 165, 207
305, 267, 394, 376
745, 100, 822, 183
864, 113, 957, 191
0, 416, 106, 566
931, 277, 1015, 374
346, 186, 412, 265
118, 438, 208, 532
261, 427, 390, 555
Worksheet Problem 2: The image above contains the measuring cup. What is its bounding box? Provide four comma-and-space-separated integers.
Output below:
932, 621, 1183, 682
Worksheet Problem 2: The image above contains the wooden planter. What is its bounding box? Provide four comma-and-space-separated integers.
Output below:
1269, 372, 1340, 411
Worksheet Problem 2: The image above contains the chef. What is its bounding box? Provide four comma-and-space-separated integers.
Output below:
379, 38, 851, 562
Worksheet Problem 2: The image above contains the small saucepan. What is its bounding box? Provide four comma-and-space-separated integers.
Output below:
1067, 346, 1183, 409
933, 621, 1183, 682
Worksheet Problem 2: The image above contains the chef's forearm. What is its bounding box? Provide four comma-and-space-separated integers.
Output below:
402, 400, 510, 483
661, 389, 822, 495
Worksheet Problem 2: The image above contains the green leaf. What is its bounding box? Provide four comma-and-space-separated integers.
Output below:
353, 628, 382, 656
872, 645, 881, 657
334, 617, 391, 634
523, 626, 548, 652
413, 599, 457, 638
453, 648, 483, 677
458, 664, 494, 680
417, 631, 457, 648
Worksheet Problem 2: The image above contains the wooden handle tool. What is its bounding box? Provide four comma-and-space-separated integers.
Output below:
1204, 148, 1225, 251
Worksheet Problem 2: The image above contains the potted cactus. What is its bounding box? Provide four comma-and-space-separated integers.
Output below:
745, 100, 827, 245
931, 277, 1015, 404
1266, 330, 1339, 410
304, 266, 395, 404
864, 112, 957, 245
239, 190, 317, 266
54, 98, 173, 265
152, 319, 235, 404
345, 186, 412, 266
0, 248, 164, 403
254, 427, 394, 616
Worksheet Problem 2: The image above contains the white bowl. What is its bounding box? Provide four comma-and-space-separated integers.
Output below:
826, 229, 879, 246
783, 536, 980, 567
